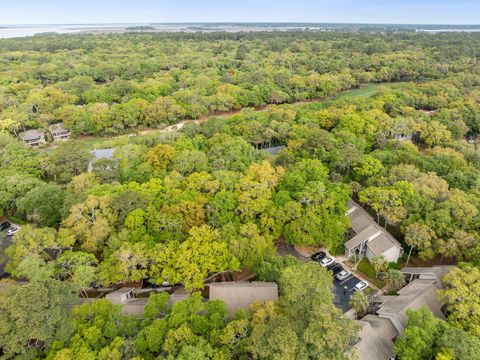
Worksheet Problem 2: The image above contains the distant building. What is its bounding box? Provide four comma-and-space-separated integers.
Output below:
353, 269, 450, 360
344, 200, 403, 263
48, 123, 70, 141
88, 148, 115, 172
263, 145, 286, 155
105, 287, 135, 304
19, 129, 46, 147
208, 282, 278, 313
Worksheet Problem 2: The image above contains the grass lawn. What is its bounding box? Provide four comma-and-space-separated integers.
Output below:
355, 258, 386, 289
335, 82, 408, 100
335, 83, 384, 99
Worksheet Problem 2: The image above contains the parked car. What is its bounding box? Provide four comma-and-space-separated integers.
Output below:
336, 270, 351, 281
354, 281, 369, 291
0, 222, 11, 231
311, 251, 327, 261
329, 263, 343, 275
6, 227, 20, 236
320, 256, 335, 267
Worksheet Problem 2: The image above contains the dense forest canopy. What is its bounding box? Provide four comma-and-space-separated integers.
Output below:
1, 31, 480, 135
0, 31, 480, 359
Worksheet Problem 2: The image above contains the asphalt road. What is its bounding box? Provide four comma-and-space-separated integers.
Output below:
0, 233, 12, 278
332, 274, 361, 312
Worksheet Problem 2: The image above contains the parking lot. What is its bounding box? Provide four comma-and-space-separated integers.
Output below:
0, 218, 17, 278
332, 273, 361, 312
308, 250, 364, 313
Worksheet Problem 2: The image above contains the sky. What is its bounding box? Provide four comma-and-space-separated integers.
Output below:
1, 0, 479, 25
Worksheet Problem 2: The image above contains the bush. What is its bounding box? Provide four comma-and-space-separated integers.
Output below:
388, 261, 401, 270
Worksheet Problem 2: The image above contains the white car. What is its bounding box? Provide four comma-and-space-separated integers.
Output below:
320, 256, 335, 267
354, 281, 369, 291
6, 227, 20, 236
336, 270, 351, 281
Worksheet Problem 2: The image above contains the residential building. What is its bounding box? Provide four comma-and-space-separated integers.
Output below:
344, 200, 403, 263
48, 123, 70, 141
355, 315, 397, 360
401, 266, 453, 283
374, 279, 445, 334
353, 267, 451, 360
19, 129, 46, 147
208, 281, 278, 313
263, 145, 286, 155
88, 148, 115, 172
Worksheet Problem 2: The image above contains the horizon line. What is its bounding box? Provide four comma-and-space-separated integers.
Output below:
2, 21, 480, 27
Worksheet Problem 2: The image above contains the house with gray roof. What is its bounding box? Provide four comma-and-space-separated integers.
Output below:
355, 315, 396, 360
48, 123, 70, 141
263, 145, 285, 155
208, 281, 278, 313
375, 279, 445, 334
353, 269, 450, 360
19, 129, 46, 147
345, 200, 403, 263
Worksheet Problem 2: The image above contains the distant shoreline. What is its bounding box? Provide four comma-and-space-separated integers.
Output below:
1, 23, 480, 39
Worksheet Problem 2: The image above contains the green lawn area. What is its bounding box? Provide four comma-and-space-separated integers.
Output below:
336, 83, 385, 99
355, 258, 386, 289
336, 82, 407, 100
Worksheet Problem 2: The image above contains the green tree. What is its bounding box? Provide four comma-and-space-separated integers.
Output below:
167, 225, 240, 292
370, 255, 388, 277
55, 250, 98, 297
62, 195, 116, 254
382, 269, 406, 292
359, 187, 407, 226
438, 265, 480, 336
0, 279, 76, 359
48, 299, 139, 359
394, 307, 443, 360
16, 183, 65, 227
404, 223, 436, 266
349, 291, 370, 317
44, 140, 92, 183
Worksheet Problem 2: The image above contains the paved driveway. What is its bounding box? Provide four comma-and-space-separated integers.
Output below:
332, 274, 361, 312
0, 233, 12, 278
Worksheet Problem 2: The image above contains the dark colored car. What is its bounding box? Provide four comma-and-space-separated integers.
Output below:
311, 251, 327, 261
0, 222, 11, 231
329, 263, 343, 276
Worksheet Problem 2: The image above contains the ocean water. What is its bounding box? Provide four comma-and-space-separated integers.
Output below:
0, 24, 146, 39
1, 23, 480, 39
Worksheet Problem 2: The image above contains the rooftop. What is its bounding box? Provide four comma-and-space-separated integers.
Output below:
345, 200, 402, 252
49, 123, 69, 135
263, 145, 286, 155
355, 316, 395, 360
19, 129, 44, 141
376, 279, 445, 333
208, 281, 278, 313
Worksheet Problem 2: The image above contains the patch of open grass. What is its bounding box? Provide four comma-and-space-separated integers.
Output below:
356, 258, 386, 289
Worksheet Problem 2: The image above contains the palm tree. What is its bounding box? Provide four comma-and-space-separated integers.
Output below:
382, 269, 406, 292
370, 255, 388, 277
349, 291, 369, 317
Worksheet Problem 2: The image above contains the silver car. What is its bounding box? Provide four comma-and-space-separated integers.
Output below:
336, 270, 351, 281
